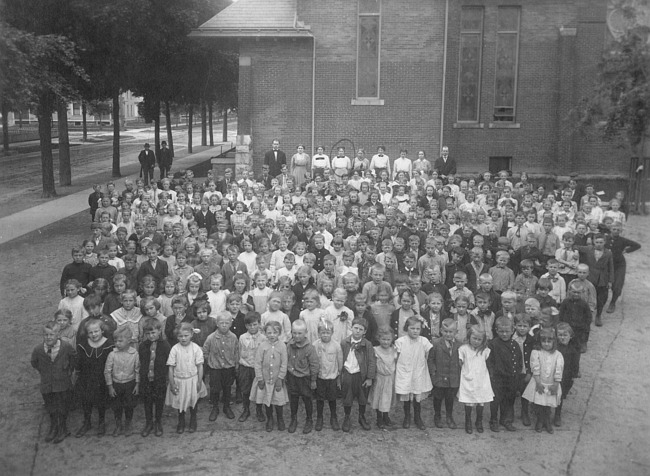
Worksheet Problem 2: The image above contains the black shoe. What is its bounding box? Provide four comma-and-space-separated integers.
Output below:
358, 415, 371, 431
209, 406, 219, 422
522, 409, 531, 427
535, 417, 543, 433
303, 419, 313, 434
433, 414, 443, 429
141, 421, 153, 437
288, 417, 298, 433
154, 421, 163, 437
501, 421, 516, 432
595, 315, 603, 327
45, 414, 58, 442
607, 303, 616, 313
75, 420, 92, 438
465, 416, 473, 434
446, 416, 457, 430
554, 409, 562, 427
266, 417, 274, 432
223, 405, 235, 420
238, 408, 251, 423
330, 414, 340, 431
53, 416, 69, 444
489, 421, 500, 433
376, 411, 385, 430
97, 422, 106, 437
123, 420, 133, 437
256, 406, 266, 422
113, 419, 123, 437
315, 416, 324, 431
475, 418, 484, 433
176, 415, 186, 434
342, 415, 351, 432
383, 414, 393, 427
188, 413, 197, 433
276, 413, 285, 431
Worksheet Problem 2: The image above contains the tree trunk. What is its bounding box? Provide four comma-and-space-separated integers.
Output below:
201, 100, 207, 146
187, 103, 193, 154
82, 101, 87, 141
223, 109, 228, 142
37, 95, 57, 197
112, 92, 121, 177
1, 99, 9, 153
165, 100, 174, 157
208, 102, 214, 146
57, 102, 71, 186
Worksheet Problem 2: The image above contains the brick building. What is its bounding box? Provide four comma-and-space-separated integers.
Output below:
192, 0, 630, 185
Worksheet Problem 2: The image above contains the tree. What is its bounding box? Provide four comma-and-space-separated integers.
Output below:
573, 25, 650, 156
0, 18, 86, 196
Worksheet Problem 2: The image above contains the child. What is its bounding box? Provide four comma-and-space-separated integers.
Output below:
172, 251, 194, 292
59, 279, 89, 331
286, 320, 320, 434
300, 288, 326, 343
276, 252, 298, 285
190, 300, 217, 347
222, 245, 248, 290
206, 274, 229, 318
390, 289, 419, 339
469, 292, 495, 340
166, 322, 208, 434
251, 275, 274, 313
555, 322, 580, 426
138, 318, 171, 437
361, 264, 391, 303
569, 263, 597, 318
78, 294, 117, 342
313, 320, 344, 431
535, 278, 558, 310
340, 317, 377, 432
368, 329, 397, 429
428, 319, 461, 429
458, 325, 494, 434
323, 288, 354, 345
110, 290, 143, 348
237, 313, 267, 422
281, 290, 301, 324
261, 291, 292, 343
540, 259, 566, 304
420, 292, 445, 341
448, 271, 475, 308
512, 314, 535, 426
522, 328, 564, 434
558, 282, 592, 353
251, 321, 289, 432
487, 317, 523, 432
104, 326, 140, 437
54, 309, 76, 349
59, 246, 91, 298
514, 259, 538, 297
395, 316, 433, 430
158, 276, 178, 318
489, 251, 515, 294
453, 296, 471, 344
31, 321, 76, 444
75, 319, 114, 437
204, 315, 239, 422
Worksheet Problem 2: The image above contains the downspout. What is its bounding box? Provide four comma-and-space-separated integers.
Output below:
310, 33, 316, 157
439, 0, 449, 154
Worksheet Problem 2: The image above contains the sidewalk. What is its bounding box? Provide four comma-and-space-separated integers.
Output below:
0, 144, 231, 245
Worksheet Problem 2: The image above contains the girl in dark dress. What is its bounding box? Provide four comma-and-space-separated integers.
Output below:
75, 318, 114, 437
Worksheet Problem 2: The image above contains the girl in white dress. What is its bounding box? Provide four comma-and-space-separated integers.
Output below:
522, 327, 564, 434
394, 316, 433, 431
369, 329, 398, 429
165, 322, 208, 434
458, 325, 494, 434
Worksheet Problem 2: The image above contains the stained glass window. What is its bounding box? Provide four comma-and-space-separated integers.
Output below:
457, 7, 484, 122
357, 0, 381, 98
494, 7, 520, 122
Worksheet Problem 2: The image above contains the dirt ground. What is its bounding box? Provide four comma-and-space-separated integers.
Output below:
0, 209, 648, 475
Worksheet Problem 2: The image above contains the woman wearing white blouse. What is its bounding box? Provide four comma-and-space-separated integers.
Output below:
311, 145, 331, 178
392, 149, 413, 180
369, 145, 391, 178
330, 147, 351, 182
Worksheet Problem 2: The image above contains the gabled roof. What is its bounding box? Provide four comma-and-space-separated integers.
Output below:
190, 0, 311, 38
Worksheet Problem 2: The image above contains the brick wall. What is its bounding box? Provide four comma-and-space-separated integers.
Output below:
236, 0, 629, 182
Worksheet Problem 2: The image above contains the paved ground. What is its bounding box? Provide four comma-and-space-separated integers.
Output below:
0, 145, 648, 474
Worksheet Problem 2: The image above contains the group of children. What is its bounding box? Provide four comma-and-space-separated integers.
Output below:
33, 154, 641, 443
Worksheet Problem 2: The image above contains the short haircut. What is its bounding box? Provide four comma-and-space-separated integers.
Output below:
83, 294, 103, 310
495, 316, 513, 329
244, 312, 262, 325
441, 318, 457, 330
351, 317, 368, 330
142, 317, 163, 332
114, 325, 133, 340
514, 314, 532, 325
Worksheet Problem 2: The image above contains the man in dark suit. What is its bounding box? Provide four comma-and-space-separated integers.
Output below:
217, 168, 233, 195
434, 146, 457, 182
258, 164, 273, 190
263, 139, 286, 177
157, 141, 173, 180
138, 143, 156, 185
137, 244, 169, 290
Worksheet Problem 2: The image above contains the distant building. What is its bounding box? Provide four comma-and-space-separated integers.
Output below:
193, 0, 636, 183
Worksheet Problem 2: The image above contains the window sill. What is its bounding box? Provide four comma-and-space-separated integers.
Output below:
453, 122, 484, 129
488, 122, 521, 129
351, 98, 385, 106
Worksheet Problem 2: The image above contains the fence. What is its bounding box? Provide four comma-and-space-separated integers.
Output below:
6, 126, 59, 144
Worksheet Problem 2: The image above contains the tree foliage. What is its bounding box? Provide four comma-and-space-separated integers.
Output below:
573, 25, 650, 151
